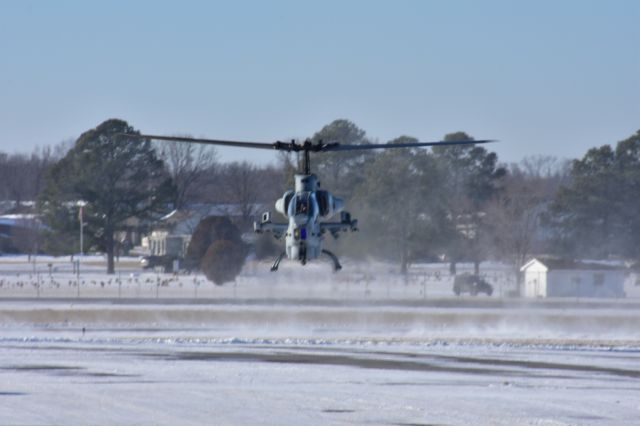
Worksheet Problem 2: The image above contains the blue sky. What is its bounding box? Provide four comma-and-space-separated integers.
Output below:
0, 0, 637, 165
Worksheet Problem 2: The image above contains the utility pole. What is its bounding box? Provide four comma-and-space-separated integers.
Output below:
78, 201, 87, 256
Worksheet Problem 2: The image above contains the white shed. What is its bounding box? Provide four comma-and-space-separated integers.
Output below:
626, 263, 640, 298
520, 258, 625, 298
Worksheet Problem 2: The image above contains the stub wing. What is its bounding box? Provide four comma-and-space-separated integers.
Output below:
254, 212, 287, 239
320, 212, 358, 239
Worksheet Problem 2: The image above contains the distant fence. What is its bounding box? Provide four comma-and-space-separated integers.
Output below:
2, 258, 635, 300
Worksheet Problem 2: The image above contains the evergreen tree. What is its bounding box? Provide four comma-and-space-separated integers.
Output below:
352, 137, 447, 273
432, 132, 506, 274
550, 130, 640, 260
311, 119, 370, 199
39, 119, 175, 273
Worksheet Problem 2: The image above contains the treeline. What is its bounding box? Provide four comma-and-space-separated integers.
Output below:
307, 121, 571, 277
0, 143, 69, 207
1, 118, 638, 277
0, 136, 285, 219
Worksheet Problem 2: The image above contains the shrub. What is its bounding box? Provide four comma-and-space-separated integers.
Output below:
201, 239, 248, 285
184, 216, 243, 270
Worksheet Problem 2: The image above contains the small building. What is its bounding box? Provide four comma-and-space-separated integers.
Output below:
0, 214, 45, 254
625, 262, 640, 298
141, 203, 266, 258
143, 210, 198, 258
520, 258, 625, 298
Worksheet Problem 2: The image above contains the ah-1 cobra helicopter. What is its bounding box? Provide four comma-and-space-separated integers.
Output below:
127, 133, 491, 271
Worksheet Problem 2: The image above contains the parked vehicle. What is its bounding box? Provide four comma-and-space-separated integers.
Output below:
453, 274, 493, 296
140, 255, 177, 272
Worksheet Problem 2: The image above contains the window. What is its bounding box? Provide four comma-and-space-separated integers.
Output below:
296, 195, 309, 215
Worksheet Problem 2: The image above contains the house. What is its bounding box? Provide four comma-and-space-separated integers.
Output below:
0, 213, 44, 254
140, 203, 266, 258
143, 210, 196, 258
0, 200, 37, 215
520, 258, 625, 298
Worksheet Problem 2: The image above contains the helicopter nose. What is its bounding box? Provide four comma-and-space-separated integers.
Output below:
286, 244, 299, 260
287, 242, 307, 262
293, 226, 307, 241
286, 226, 308, 262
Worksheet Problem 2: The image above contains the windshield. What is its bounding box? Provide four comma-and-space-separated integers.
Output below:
288, 193, 317, 223
296, 194, 310, 215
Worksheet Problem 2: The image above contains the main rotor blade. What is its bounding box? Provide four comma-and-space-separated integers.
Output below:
122, 133, 288, 150
120, 133, 495, 153
323, 139, 495, 151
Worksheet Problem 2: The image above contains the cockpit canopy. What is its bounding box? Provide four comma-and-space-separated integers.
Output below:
287, 192, 318, 224
276, 189, 344, 220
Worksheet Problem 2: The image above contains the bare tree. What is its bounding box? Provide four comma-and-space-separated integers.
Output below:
276, 151, 297, 189
0, 147, 61, 208
485, 156, 570, 293
0, 153, 31, 205
220, 161, 263, 229
0, 138, 71, 208
30, 145, 61, 201
485, 173, 544, 288
520, 155, 567, 179
155, 136, 218, 209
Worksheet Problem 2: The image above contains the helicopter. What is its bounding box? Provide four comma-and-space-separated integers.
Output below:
126, 133, 492, 271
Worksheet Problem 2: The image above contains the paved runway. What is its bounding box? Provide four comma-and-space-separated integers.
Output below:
1, 298, 639, 425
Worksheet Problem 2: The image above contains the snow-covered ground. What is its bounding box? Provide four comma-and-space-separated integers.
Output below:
1, 256, 640, 425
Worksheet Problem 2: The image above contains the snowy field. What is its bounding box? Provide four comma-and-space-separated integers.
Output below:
1, 256, 640, 425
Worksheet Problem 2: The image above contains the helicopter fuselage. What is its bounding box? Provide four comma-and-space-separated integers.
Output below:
254, 173, 357, 270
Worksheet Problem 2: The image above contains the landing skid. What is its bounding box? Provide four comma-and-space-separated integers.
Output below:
270, 252, 286, 272
322, 249, 342, 272
270, 250, 342, 272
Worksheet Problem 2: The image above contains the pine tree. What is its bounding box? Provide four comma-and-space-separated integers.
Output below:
39, 119, 175, 273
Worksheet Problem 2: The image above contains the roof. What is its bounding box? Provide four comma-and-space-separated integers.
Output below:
157, 203, 268, 225
0, 214, 41, 228
151, 203, 269, 235
629, 261, 640, 272
521, 257, 625, 272
0, 200, 37, 215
